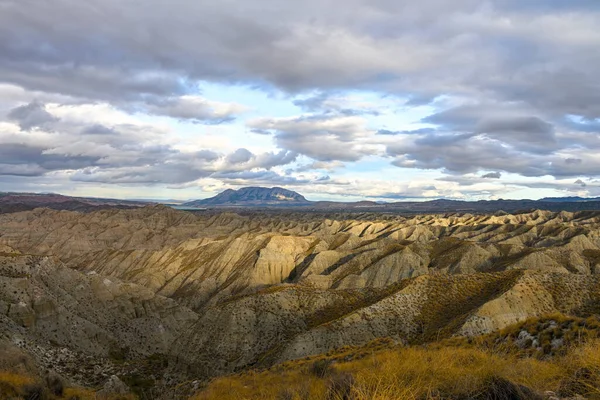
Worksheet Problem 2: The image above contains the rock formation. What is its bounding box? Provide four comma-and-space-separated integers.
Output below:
1, 206, 600, 389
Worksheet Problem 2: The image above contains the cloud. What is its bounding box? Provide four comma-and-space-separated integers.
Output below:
80, 124, 119, 135
565, 158, 583, 165
0, 100, 297, 185
225, 148, 253, 164
67, 147, 298, 185
575, 178, 587, 187
482, 172, 501, 179
293, 92, 381, 116
422, 103, 557, 153
248, 114, 380, 162
144, 96, 248, 123
7, 101, 59, 131
295, 161, 345, 172
0, 0, 596, 116
0, 143, 102, 174
387, 131, 600, 178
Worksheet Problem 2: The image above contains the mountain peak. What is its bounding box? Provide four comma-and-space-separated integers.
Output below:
183, 187, 309, 207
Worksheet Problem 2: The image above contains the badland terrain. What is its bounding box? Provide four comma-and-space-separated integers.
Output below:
2, 188, 600, 398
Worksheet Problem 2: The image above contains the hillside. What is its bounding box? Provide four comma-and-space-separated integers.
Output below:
0, 192, 148, 213
195, 315, 600, 400
2, 207, 600, 397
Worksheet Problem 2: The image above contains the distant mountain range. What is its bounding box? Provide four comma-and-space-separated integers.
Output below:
181, 187, 600, 213
4, 188, 600, 214
540, 196, 600, 202
0, 192, 149, 213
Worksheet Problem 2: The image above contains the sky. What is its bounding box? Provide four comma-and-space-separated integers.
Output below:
1, 1, 600, 202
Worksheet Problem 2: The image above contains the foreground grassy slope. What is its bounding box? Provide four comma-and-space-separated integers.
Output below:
0, 371, 135, 399
3, 315, 600, 399
194, 315, 600, 400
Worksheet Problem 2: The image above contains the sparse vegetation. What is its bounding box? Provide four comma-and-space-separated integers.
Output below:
193, 315, 600, 400
0, 370, 141, 400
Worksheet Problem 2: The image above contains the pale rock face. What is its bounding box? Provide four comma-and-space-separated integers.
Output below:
458, 273, 557, 336
357, 247, 429, 288
336, 274, 368, 289
297, 274, 333, 289
506, 251, 568, 273
300, 250, 342, 277
251, 235, 313, 286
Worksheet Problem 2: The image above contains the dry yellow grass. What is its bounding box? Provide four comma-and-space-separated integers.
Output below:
0, 371, 138, 400
0, 371, 37, 399
192, 337, 600, 400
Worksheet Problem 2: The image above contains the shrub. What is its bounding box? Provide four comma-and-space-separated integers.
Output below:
45, 370, 64, 396
22, 383, 47, 400
474, 376, 541, 400
310, 359, 334, 378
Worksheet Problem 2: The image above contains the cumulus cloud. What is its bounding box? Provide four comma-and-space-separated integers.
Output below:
422, 103, 558, 153
0, 101, 297, 186
68, 148, 298, 185
248, 114, 380, 161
